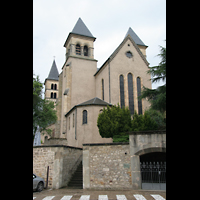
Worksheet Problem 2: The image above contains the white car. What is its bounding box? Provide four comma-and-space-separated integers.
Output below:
33, 173, 45, 192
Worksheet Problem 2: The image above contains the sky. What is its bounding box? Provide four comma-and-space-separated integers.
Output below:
33, 0, 166, 90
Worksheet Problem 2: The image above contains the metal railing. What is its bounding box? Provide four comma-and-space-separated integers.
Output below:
140, 161, 166, 186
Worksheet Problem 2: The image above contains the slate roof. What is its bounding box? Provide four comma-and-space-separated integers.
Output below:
124, 27, 147, 47
46, 60, 59, 81
65, 97, 112, 117
77, 97, 112, 106
71, 18, 95, 38
64, 18, 96, 47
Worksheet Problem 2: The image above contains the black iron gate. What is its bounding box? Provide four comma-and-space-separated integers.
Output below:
140, 161, 166, 190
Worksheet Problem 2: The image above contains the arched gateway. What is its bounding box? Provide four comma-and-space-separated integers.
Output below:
129, 130, 166, 190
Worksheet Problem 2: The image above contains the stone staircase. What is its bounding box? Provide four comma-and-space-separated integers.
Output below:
67, 161, 83, 188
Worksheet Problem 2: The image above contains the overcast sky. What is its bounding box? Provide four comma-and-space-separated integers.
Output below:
33, 0, 166, 90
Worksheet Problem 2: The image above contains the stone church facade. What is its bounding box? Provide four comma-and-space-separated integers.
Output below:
42, 18, 151, 148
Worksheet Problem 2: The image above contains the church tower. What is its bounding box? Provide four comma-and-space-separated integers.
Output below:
56, 18, 97, 137
44, 59, 59, 105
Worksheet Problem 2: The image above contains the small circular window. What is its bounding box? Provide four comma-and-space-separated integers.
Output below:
126, 51, 133, 58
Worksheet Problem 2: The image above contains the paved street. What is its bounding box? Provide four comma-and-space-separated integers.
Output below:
33, 188, 166, 200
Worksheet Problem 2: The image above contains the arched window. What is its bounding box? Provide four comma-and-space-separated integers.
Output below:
119, 75, 125, 108
128, 73, 134, 115
51, 92, 53, 98
54, 93, 57, 99
137, 77, 142, 115
83, 110, 87, 124
51, 84, 54, 89
102, 79, 104, 100
84, 45, 88, 56
54, 84, 57, 90
76, 44, 81, 55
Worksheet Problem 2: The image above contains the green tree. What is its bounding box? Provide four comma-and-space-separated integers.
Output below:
140, 42, 166, 113
97, 105, 165, 143
145, 109, 166, 130
33, 75, 57, 144
131, 110, 158, 131
97, 104, 132, 140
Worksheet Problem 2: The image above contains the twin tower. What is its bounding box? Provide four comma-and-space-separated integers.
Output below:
44, 18, 151, 148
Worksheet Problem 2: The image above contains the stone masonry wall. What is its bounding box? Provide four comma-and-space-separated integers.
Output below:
33, 145, 82, 189
33, 147, 55, 188
83, 143, 131, 190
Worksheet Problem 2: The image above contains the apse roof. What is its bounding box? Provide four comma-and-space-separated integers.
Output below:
65, 97, 112, 117
77, 97, 112, 106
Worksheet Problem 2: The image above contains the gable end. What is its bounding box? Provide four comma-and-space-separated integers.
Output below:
94, 35, 149, 76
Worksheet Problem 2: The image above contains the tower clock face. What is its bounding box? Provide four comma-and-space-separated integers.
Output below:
126, 51, 133, 58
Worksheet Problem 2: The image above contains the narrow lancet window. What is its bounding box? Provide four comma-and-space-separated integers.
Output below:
119, 75, 125, 108
137, 77, 142, 115
128, 73, 134, 115
102, 79, 104, 100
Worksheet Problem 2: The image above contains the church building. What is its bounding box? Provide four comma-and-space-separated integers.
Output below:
43, 18, 151, 148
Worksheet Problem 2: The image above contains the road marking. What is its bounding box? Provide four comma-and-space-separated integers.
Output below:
33, 194, 165, 200
42, 196, 55, 200
116, 195, 127, 200
99, 195, 108, 200
133, 194, 146, 200
151, 195, 166, 200
60, 196, 73, 200
79, 195, 90, 200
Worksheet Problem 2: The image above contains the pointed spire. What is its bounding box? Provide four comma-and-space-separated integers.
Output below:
124, 27, 147, 47
63, 17, 96, 47
71, 18, 94, 38
46, 59, 59, 81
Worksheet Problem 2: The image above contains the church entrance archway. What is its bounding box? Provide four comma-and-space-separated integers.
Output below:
140, 152, 166, 190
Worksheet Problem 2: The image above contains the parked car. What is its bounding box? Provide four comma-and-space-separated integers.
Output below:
33, 173, 45, 192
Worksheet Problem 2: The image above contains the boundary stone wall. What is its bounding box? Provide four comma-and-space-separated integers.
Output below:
33, 145, 82, 189
83, 130, 166, 190
33, 130, 166, 190
83, 143, 131, 190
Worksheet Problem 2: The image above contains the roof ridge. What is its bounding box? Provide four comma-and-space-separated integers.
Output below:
92, 97, 97, 103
